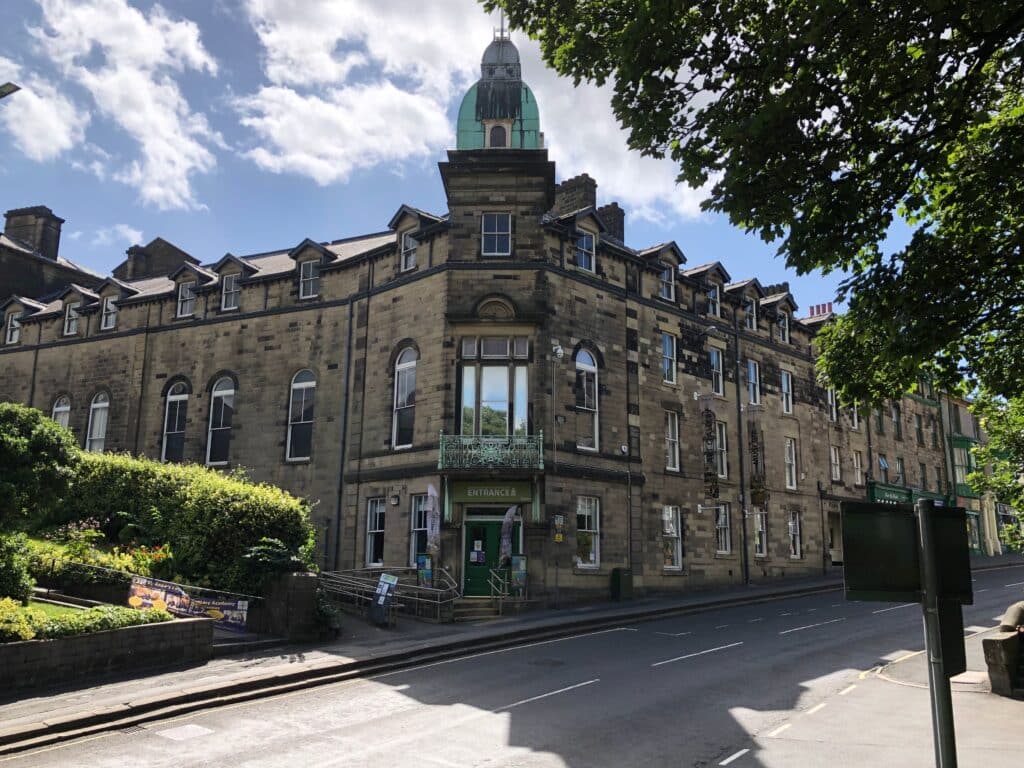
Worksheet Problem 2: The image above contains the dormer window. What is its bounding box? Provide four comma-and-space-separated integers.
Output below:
100, 297, 118, 330
299, 260, 320, 299
176, 281, 196, 318
221, 273, 240, 311
63, 301, 80, 336
744, 297, 757, 330
5, 312, 20, 345
659, 265, 676, 301
576, 231, 595, 272
481, 213, 511, 257
401, 233, 418, 272
777, 311, 790, 343
706, 284, 720, 317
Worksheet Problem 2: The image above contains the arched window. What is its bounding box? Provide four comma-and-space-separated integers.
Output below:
575, 350, 599, 451
393, 348, 417, 449
287, 370, 316, 460
207, 377, 235, 466
86, 392, 109, 452
489, 124, 507, 148
51, 395, 71, 429
162, 382, 189, 462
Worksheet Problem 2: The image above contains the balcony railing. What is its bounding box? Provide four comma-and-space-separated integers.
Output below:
438, 431, 544, 471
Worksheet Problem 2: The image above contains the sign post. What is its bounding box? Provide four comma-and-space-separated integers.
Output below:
841, 499, 972, 768
917, 499, 958, 768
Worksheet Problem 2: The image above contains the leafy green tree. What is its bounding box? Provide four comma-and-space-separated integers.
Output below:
490, 0, 1024, 400
0, 403, 80, 530
968, 393, 1024, 553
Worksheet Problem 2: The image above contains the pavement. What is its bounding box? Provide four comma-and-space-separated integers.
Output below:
1, 555, 1021, 759
2, 562, 1021, 767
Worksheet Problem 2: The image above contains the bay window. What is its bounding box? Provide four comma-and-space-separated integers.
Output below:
459, 337, 528, 437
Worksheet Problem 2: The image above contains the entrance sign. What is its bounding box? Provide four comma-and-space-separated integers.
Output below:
451, 480, 532, 504
369, 573, 398, 626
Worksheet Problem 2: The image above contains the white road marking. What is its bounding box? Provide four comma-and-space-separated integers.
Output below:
497, 679, 600, 711
1005, 581, 1024, 587
715, 624, 730, 629
374, 627, 633, 678
831, 603, 841, 608
779, 618, 845, 635
767, 723, 792, 738
655, 631, 692, 637
806, 702, 828, 715
155, 724, 214, 741
838, 684, 857, 696
719, 748, 750, 765
748, 618, 764, 623
779, 612, 793, 616
975, 589, 989, 593
651, 641, 744, 667
872, 603, 917, 614
618, 627, 640, 631
806, 608, 816, 612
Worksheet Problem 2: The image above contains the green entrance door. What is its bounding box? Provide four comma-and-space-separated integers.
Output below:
463, 518, 521, 596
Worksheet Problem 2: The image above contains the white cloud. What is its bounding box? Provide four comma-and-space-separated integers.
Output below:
237, 0, 709, 229
30, 0, 220, 210
238, 82, 451, 185
92, 223, 143, 247
0, 56, 90, 161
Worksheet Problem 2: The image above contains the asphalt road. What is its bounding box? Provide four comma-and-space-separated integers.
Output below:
6, 567, 1024, 768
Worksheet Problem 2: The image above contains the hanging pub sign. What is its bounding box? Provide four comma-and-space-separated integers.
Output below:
748, 423, 768, 506
702, 408, 719, 498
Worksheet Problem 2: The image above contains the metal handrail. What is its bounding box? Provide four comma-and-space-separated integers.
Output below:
488, 568, 510, 615
320, 566, 461, 623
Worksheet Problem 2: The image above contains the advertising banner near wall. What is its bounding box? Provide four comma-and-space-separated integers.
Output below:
426, 484, 441, 556
702, 408, 719, 498
128, 576, 249, 632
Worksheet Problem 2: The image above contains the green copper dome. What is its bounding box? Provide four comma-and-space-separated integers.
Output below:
455, 37, 542, 150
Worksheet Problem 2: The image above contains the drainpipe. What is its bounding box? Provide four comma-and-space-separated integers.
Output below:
731, 329, 751, 586
332, 297, 355, 570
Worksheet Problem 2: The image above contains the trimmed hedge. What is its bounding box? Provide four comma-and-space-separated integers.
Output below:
0, 598, 172, 643
62, 453, 315, 593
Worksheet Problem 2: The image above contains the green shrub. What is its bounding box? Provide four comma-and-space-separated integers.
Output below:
0, 599, 171, 643
0, 598, 45, 642
0, 403, 79, 530
34, 605, 171, 639
0, 534, 35, 603
65, 453, 315, 593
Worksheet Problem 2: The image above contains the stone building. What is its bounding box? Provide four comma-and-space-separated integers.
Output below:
0, 34, 969, 600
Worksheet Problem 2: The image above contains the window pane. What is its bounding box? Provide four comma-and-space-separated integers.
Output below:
395, 407, 415, 446
461, 338, 477, 358
461, 366, 476, 435
480, 366, 509, 436
164, 433, 185, 463
289, 422, 313, 459
513, 366, 528, 436
481, 337, 509, 358
512, 337, 529, 358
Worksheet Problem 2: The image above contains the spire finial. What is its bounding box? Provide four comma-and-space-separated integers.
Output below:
494, 9, 509, 41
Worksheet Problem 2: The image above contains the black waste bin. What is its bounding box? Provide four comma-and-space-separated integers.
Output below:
611, 567, 633, 600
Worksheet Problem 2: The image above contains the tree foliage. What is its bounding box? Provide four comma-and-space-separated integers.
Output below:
489, 0, 1024, 401
0, 403, 79, 530
968, 394, 1024, 554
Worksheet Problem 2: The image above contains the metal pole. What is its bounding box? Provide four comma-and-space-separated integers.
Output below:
917, 498, 958, 768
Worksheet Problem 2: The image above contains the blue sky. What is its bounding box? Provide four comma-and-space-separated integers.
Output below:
0, 0, 848, 313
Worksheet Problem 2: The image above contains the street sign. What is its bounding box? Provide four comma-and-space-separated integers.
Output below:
840, 502, 972, 603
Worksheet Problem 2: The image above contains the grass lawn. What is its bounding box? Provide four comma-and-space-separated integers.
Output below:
29, 600, 83, 619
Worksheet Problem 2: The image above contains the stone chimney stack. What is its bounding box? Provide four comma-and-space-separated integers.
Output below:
597, 202, 625, 242
554, 173, 597, 215
4, 206, 64, 261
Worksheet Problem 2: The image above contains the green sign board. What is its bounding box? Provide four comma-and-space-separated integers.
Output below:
869, 483, 912, 504
452, 480, 532, 504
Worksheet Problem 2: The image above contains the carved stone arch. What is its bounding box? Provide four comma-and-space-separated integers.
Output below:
572, 341, 605, 369
161, 375, 193, 397
205, 370, 240, 394
474, 294, 517, 320
388, 339, 420, 371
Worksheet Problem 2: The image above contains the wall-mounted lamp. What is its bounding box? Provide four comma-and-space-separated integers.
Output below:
389, 494, 400, 506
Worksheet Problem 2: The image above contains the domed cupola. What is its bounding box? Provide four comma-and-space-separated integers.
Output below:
456, 31, 542, 150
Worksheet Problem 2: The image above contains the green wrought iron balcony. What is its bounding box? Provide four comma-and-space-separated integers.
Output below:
438, 432, 544, 471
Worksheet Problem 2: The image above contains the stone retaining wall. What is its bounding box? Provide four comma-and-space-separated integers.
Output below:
0, 617, 213, 695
